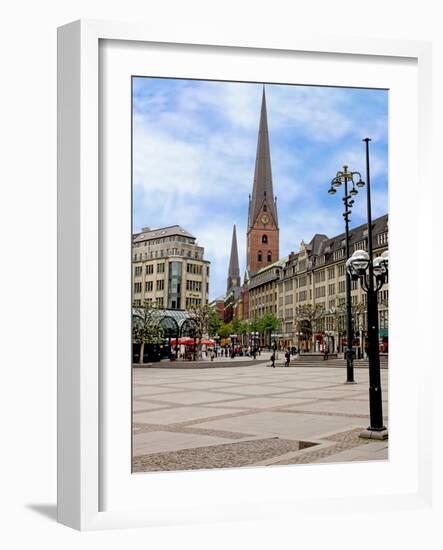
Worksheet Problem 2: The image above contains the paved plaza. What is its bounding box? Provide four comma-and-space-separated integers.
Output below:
132, 360, 388, 472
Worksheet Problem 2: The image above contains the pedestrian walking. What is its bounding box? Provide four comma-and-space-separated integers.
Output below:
284, 350, 290, 367
210, 349, 215, 362
270, 351, 276, 368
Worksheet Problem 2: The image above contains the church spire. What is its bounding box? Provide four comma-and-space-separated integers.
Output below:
227, 224, 240, 293
248, 86, 278, 230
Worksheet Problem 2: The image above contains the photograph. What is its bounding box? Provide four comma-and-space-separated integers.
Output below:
131, 77, 389, 473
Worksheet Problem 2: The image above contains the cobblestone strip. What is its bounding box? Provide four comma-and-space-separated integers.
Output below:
132, 437, 316, 472
271, 427, 372, 465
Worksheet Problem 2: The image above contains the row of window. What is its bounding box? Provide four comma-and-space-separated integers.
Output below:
186, 280, 202, 292
185, 298, 202, 308
134, 280, 165, 293
133, 249, 202, 261
257, 251, 272, 263
134, 235, 195, 247
134, 263, 165, 276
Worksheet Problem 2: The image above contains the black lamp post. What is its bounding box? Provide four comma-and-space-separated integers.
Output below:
328, 166, 364, 383
346, 137, 389, 440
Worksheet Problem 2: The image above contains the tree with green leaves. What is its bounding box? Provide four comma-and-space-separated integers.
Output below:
187, 304, 213, 359
294, 304, 326, 351
258, 313, 280, 348
218, 322, 233, 339
207, 308, 222, 338
132, 301, 164, 364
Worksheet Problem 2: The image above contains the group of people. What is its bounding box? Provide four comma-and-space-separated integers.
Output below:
270, 347, 299, 368
207, 345, 262, 361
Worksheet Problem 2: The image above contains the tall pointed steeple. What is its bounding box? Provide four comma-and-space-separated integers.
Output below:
248, 86, 278, 230
246, 86, 280, 275
227, 224, 240, 293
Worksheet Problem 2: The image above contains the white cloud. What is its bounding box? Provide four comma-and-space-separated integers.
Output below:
132, 78, 388, 300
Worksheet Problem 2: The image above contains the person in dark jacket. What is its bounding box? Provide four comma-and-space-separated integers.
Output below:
284, 350, 290, 367
270, 352, 276, 368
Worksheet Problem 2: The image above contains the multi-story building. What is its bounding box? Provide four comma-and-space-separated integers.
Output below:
248, 257, 287, 319
276, 214, 389, 353
209, 297, 225, 321
132, 225, 210, 309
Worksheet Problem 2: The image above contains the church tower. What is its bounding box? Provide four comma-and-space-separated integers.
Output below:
227, 224, 241, 294
246, 87, 279, 275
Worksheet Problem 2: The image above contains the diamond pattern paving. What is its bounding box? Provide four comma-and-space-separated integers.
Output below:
132, 363, 388, 472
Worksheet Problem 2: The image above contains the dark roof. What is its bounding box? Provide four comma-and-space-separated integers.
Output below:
248, 87, 278, 229
133, 225, 195, 243
228, 224, 240, 279
279, 214, 388, 275
317, 214, 388, 259
309, 234, 329, 256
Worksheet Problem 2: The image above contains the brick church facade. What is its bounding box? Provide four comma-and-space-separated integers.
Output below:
224, 87, 279, 323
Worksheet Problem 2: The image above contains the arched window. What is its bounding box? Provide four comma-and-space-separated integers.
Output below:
267, 251, 272, 262
262, 234, 268, 244
258, 251, 263, 262
263, 204, 267, 212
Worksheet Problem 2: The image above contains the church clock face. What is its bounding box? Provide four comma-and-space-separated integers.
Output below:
261, 213, 270, 225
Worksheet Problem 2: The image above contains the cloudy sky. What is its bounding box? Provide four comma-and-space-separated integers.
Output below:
132, 77, 388, 301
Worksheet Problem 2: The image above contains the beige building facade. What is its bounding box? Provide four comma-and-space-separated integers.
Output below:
248, 257, 287, 320
132, 225, 210, 310
276, 214, 389, 353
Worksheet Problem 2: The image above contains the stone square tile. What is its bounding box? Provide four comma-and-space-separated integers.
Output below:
137, 390, 237, 405
133, 430, 232, 456
205, 396, 316, 409
195, 411, 361, 440
133, 405, 246, 425
282, 399, 372, 416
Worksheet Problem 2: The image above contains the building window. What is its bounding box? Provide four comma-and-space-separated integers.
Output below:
333, 249, 345, 261
262, 234, 268, 244
258, 251, 262, 262
134, 282, 142, 294
377, 232, 388, 245
134, 266, 142, 276
146, 264, 154, 275
157, 263, 165, 273
156, 279, 164, 291
263, 204, 267, 212
145, 281, 153, 292
267, 251, 272, 262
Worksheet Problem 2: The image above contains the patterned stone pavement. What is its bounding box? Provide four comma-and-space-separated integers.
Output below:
132, 362, 388, 472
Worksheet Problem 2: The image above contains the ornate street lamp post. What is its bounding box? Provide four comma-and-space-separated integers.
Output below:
328, 166, 364, 383
346, 137, 389, 439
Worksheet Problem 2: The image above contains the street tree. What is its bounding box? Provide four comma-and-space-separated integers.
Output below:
294, 304, 326, 351
218, 322, 233, 339
207, 308, 222, 338
132, 301, 164, 364
188, 304, 213, 359
258, 313, 280, 348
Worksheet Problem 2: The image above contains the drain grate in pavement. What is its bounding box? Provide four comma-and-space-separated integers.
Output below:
133, 437, 317, 472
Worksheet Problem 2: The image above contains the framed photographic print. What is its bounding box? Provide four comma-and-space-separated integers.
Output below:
58, 20, 433, 531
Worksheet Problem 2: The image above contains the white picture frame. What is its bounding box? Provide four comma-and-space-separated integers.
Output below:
57, 19, 434, 531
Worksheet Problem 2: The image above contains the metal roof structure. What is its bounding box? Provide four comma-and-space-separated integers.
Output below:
133, 225, 195, 243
